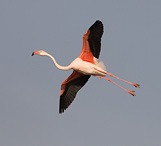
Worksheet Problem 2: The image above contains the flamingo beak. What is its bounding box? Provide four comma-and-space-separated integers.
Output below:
32, 51, 40, 56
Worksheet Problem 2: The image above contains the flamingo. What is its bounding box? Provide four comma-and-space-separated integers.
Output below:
32, 20, 140, 113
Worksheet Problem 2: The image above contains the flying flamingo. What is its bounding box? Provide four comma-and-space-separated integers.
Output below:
32, 20, 140, 113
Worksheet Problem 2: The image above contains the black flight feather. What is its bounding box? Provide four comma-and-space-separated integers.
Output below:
88, 20, 104, 59
59, 75, 90, 113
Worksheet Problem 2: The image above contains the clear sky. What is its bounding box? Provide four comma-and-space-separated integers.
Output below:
1, 0, 161, 146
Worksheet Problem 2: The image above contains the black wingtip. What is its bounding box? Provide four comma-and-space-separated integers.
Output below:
32, 52, 34, 56
89, 20, 103, 30
59, 108, 64, 114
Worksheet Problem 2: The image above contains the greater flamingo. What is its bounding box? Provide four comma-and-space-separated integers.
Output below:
32, 20, 140, 113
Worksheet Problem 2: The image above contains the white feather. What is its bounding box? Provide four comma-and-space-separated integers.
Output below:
96, 61, 107, 71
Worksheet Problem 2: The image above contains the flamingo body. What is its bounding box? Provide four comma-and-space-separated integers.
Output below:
32, 20, 139, 113
69, 58, 106, 76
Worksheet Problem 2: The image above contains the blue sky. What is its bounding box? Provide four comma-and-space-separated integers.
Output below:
1, 0, 161, 145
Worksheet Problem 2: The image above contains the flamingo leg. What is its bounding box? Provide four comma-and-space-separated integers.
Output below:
105, 72, 140, 88
94, 75, 136, 96
94, 68, 140, 88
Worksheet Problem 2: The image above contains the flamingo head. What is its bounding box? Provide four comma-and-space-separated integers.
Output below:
32, 50, 48, 56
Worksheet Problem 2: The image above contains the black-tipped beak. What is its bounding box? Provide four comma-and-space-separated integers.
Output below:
32, 52, 34, 56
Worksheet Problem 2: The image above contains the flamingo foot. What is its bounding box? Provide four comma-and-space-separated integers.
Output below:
132, 83, 140, 88
128, 91, 136, 96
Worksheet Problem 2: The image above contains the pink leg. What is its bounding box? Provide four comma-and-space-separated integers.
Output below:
94, 75, 136, 96
94, 68, 140, 88
106, 72, 140, 88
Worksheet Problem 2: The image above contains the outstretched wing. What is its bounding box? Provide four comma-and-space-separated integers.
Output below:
59, 71, 90, 113
88, 20, 103, 58
79, 20, 104, 61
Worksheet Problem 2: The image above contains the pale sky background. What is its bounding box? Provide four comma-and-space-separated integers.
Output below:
0, 0, 161, 146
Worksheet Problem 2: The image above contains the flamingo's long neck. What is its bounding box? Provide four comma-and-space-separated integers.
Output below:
47, 54, 72, 71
